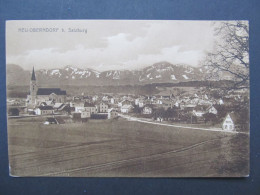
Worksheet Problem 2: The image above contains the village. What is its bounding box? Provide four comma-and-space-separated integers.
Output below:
5, 20, 250, 178
7, 68, 249, 133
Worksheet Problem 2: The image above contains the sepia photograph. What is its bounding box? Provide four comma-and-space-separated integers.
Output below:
6, 20, 249, 177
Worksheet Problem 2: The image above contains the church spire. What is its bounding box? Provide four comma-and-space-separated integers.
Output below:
31, 67, 36, 81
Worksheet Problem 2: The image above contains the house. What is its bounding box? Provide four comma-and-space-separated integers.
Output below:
160, 95, 170, 100
99, 102, 108, 113
39, 102, 47, 106
218, 99, 224, 105
157, 99, 163, 104
45, 100, 56, 106
8, 108, 20, 116
204, 94, 209, 100
84, 102, 98, 114
156, 117, 163, 122
174, 101, 180, 108
143, 106, 152, 115
222, 113, 237, 131
44, 117, 65, 125
91, 113, 108, 119
72, 112, 89, 122
118, 100, 132, 107
135, 98, 140, 105
138, 100, 145, 108
121, 105, 133, 113
192, 105, 208, 117
193, 110, 205, 117
81, 111, 91, 119
44, 117, 58, 125
110, 98, 115, 104
92, 95, 99, 102
74, 102, 85, 113
35, 106, 54, 115
161, 100, 173, 109
135, 97, 145, 106
108, 108, 118, 119
53, 103, 64, 110
207, 105, 218, 115
102, 96, 109, 102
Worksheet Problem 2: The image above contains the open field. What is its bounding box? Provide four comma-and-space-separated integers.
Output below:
8, 117, 249, 177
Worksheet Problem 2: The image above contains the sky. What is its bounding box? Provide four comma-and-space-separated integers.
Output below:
6, 20, 217, 71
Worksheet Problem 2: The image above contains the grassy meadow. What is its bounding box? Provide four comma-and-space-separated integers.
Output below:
8, 117, 249, 177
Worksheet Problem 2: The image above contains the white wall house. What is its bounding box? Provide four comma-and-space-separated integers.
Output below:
207, 106, 218, 115
218, 99, 224, 105
35, 106, 54, 115
192, 110, 205, 117
143, 106, 152, 114
81, 111, 91, 118
138, 100, 144, 108
222, 114, 235, 131
99, 102, 108, 113
108, 108, 118, 119
121, 105, 133, 113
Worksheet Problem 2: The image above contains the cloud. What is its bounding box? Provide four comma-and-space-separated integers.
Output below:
6, 20, 216, 71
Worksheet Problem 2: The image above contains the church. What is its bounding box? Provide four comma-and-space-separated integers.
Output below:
27, 67, 67, 107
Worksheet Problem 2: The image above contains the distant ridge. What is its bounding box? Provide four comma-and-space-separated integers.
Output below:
6, 62, 227, 86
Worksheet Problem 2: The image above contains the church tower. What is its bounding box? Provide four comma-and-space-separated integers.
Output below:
30, 67, 37, 105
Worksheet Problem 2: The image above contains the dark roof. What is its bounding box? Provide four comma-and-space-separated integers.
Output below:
37, 88, 67, 95
46, 118, 57, 123
31, 67, 36, 80
194, 105, 208, 111
84, 102, 96, 107
38, 106, 53, 110
228, 113, 241, 123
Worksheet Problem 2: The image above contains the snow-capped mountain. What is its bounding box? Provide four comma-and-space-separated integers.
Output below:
7, 62, 209, 86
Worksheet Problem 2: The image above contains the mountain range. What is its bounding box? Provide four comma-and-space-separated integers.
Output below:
7, 62, 214, 86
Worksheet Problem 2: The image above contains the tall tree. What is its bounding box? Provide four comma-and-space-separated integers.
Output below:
204, 21, 249, 89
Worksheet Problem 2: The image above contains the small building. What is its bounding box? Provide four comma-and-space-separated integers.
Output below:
84, 102, 98, 114
35, 106, 54, 115
121, 105, 133, 113
102, 96, 109, 102
8, 108, 20, 116
44, 117, 58, 125
99, 102, 108, 113
72, 112, 89, 122
192, 105, 208, 117
44, 117, 65, 125
92, 95, 99, 102
81, 111, 91, 119
74, 102, 85, 113
91, 113, 108, 119
138, 100, 144, 108
110, 98, 115, 104
143, 106, 152, 115
108, 108, 118, 119
135, 98, 140, 106
222, 113, 237, 131
53, 103, 64, 110
135, 97, 145, 106
156, 117, 163, 122
161, 100, 173, 110
207, 105, 218, 115
218, 99, 224, 105
118, 100, 132, 107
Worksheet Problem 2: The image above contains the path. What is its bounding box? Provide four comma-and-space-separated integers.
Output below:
119, 114, 246, 134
